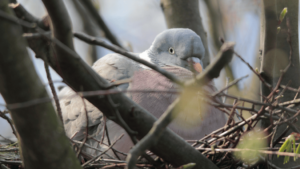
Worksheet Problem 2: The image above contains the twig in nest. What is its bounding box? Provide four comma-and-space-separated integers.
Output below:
107, 95, 137, 141
197, 147, 300, 158
212, 74, 249, 97
76, 96, 89, 158
101, 115, 121, 160
0, 164, 9, 169
276, 110, 300, 126
271, 125, 290, 149
223, 77, 229, 103
0, 148, 19, 152
198, 113, 258, 148
106, 96, 154, 163
293, 87, 300, 100
81, 134, 124, 167
71, 140, 116, 159
225, 101, 239, 125
234, 51, 273, 91
87, 163, 153, 169
220, 38, 272, 91
96, 141, 128, 156
0, 111, 17, 138
100, 116, 107, 145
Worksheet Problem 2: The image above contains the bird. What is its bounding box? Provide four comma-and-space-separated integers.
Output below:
59, 28, 227, 159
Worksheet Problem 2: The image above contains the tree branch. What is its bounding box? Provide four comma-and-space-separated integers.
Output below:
0, 1, 81, 168
80, 0, 123, 49
10, 3, 49, 31
42, 0, 74, 50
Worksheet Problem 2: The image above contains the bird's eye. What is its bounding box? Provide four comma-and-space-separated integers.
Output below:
169, 47, 175, 55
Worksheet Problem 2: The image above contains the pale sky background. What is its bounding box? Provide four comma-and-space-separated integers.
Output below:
0, 0, 261, 142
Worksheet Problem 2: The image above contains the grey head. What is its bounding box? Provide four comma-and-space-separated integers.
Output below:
140, 28, 205, 70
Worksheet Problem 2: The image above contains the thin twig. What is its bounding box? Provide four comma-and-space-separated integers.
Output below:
2, 89, 180, 110
107, 95, 137, 138
79, 0, 123, 48
293, 87, 300, 100
0, 10, 36, 28
225, 101, 239, 125
76, 96, 89, 158
271, 115, 283, 148
234, 51, 272, 91
103, 116, 121, 160
0, 111, 17, 137
0, 148, 19, 152
71, 140, 116, 159
213, 75, 249, 97
81, 134, 124, 167
0, 164, 10, 169
44, 58, 63, 123
223, 77, 229, 103
100, 116, 107, 145
197, 147, 300, 157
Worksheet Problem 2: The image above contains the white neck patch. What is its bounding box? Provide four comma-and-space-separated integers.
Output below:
139, 50, 153, 69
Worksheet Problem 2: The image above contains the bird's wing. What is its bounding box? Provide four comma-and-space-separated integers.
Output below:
128, 66, 227, 140
59, 53, 141, 141
59, 87, 104, 140
92, 53, 141, 89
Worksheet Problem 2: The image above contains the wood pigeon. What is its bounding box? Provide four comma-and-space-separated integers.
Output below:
58, 28, 227, 159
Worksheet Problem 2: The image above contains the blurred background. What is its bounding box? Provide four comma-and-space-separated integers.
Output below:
0, 0, 261, 142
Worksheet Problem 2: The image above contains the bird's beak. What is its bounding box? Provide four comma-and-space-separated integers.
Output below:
187, 57, 203, 73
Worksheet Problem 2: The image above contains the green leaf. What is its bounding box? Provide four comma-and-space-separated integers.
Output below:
294, 139, 296, 152
278, 139, 291, 158
295, 143, 300, 161
277, 27, 281, 34
180, 163, 196, 169
293, 139, 296, 161
284, 142, 292, 164
279, 7, 288, 23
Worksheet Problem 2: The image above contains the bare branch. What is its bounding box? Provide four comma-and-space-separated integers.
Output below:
9, 3, 49, 31
0, 111, 17, 137
42, 0, 74, 50
0, 1, 81, 168
79, 0, 124, 49
44, 58, 63, 123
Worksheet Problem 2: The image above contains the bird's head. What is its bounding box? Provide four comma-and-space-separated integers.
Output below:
146, 28, 205, 73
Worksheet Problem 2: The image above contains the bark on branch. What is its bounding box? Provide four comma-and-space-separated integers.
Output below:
0, 1, 81, 169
